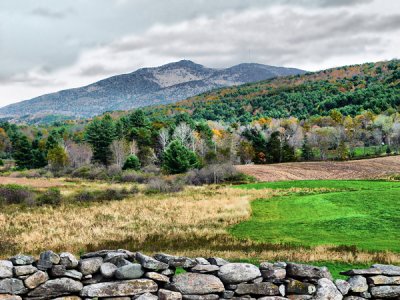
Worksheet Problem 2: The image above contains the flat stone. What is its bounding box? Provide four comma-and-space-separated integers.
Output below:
145, 271, 170, 283
0, 295, 23, 300
37, 250, 60, 270
159, 289, 182, 300
218, 263, 261, 284
59, 252, 79, 269
334, 279, 350, 295
286, 263, 332, 280
236, 282, 280, 296
78, 257, 103, 275
190, 264, 220, 273
261, 265, 286, 282
0, 261, 13, 278
104, 252, 130, 262
80, 279, 158, 297
136, 252, 169, 270
13, 265, 37, 277
154, 253, 196, 268
100, 262, 118, 278
0, 278, 28, 295
64, 269, 83, 280
170, 273, 224, 295
182, 295, 219, 300
81, 273, 104, 285
115, 263, 144, 280
372, 264, 400, 276
348, 275, 368, 293
343, 297, 366, 300
370, 285, 400, 298
314, 278, 342, 300
135, 292, 159, 300
340, 268, 381, 276
286, 296, 312, 300
223, 290, 235, 299
28, 278, 83, 298
52, 297, 82, 300
207, 257, 229, 266
226, 284, 238, 290
108, 257, 133, 267
368, 275, 400, 285
195, 258, 210, 265
9, 255, 35, 266
359, 291, 371, 299
286, 279, 316, 295
258, 298, 289, 300
81, 249, 133, 259
50, 265, 67, 277
24, 270, 49, 289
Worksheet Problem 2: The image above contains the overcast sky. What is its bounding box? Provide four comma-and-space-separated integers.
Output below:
1, 0, 399, 107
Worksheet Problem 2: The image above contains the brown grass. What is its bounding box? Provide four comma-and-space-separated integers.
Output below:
237, 156, 400, 182
0, 182, 399, 264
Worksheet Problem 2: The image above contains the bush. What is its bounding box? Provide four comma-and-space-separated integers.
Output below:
145, 177, 184, 194
123, 155, 141, 171
0, 159, 3, 166
71, 164, 108, 180
142, 165, 161, 175
0, 184, 35, 205
107, 164, 122, 179
186, 163, 239, 185
162, 140, 200, 174
74, 188, 132, 203
36, 188, 62, 206
120, 171, 154, 183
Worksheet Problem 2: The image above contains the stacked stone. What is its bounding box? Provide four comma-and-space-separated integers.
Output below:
340, 264, 400, 299
1, 250, 399, 300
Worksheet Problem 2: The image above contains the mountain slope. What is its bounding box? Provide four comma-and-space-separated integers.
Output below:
0, 60, 305, 119
144, 60, 400, 123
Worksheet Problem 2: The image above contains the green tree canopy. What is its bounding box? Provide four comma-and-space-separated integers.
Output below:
162, 140, 200, 174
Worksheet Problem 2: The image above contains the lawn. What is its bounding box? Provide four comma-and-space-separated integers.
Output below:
232, 180, 400, 252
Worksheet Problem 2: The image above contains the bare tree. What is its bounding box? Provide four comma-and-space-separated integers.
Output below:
110, 139, 130, 168
65, 140, 93, 168
172, 122, 195, 150
159, 128, 170, 152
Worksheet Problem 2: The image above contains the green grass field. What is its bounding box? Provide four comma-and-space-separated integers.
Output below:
232, 180, 400, 252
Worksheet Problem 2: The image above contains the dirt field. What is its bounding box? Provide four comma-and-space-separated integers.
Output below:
237, 156, 400, 182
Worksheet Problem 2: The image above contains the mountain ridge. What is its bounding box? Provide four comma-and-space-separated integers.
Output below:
0, 60, 306, 120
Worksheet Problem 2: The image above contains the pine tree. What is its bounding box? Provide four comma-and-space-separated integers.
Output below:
266, 131, 281, 163
162, 140, 200, 174
301, 135, 314, 161
12, 134, 33, 169
282, 140, 296, 162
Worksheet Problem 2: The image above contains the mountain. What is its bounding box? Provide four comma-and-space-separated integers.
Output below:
0, 60, 305, 120
144, 60, 400, 123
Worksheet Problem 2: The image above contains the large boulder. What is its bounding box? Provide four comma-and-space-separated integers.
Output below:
100, 262, 118, 278
235, 282, 280, 296
59, 252, 79, 269
37, 250, 60, 270
154, 253, 196, 268
80, 279, 158, 297
370, 285, 400, 298
136, 252, 169, 270
368, 275, 400, 285
13, 265, 37, 276
348, 276, 368, 293
27, 278, 83, 298
78, 257, 103, 275
372, 264, 400, 276
334, 279, 350, 295
0, 278, 28, 295
218, 263, 261, 284
170, 273, 224, 295
314, 278, 343, 300
286, 263, 332, 281
24, 270, 49, 289
115, 263, 145, 280
0, 260, 13, 278
9, 255, 35, 266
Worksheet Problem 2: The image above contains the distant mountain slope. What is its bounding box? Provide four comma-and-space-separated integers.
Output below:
145, 60, 400, 123
0, 60, 305, 119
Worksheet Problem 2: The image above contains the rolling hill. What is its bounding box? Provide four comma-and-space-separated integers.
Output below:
0, 60, 305, 120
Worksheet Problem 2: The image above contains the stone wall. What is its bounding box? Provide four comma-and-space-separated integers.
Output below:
0, 249, 399, 300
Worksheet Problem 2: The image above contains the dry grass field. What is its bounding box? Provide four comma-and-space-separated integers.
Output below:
1, 177, 399, 265
237, 155, 400, 182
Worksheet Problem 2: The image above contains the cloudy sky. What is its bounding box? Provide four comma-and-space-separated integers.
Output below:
1, 0, 399, 107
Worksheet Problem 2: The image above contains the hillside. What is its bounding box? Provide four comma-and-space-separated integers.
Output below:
146, 60, 400, 123
0, 60, 305, 120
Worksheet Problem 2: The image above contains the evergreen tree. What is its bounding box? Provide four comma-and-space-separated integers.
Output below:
162, 140, 200, 174
123, 154, 141, 170
11, 134, 33, 169
266, 131, 281, 163
282, 140, 296, 162
31, 139, 47, 168
301, 135, 314, 161
47, 144, 69, 170
85, 114, 116, 165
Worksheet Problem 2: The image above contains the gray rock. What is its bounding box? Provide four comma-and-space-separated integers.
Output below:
13, 265, 37, 277
145, 271, 170, 283
159, 289, 182, 300
109, 257, 133, 267
226, 284, 238, 290
115, 263, 145, 280
0, 261, 13, 278
218, 263, 261, 284
78, 257, 103, 275
251, 276, 263, 283
64, 269, 83, 280
286, 279, 316, 295
260, 265, 286, 282
104, 251, 130, 262
190, 264, 220, 273
372, 263, 400, 276
223, 290, 235, 299
334, 279, 350, 295
368, 275, 400, 285
50, 265, 67, 277
161, 268, 176, 276
59, 252, 79, 269
136, 252, 169, 270
28, 278, 83, 298
236, 282, 280, 295
279, 284, 286, 296
0, 278, 28, 295
170, 273, 224, 295
348, 276, 368, 293
136, 292, 159, 300
207, 257, 229, 266
51, 297, 82, 300
343, 297, 366, 300
260, 262, 274, 270
370, 285, 400, 298
195, 258, 210, 265
274, 262, 287, 268
80, 279, 158, 297
182, 295, 219, 300
37, 250, 60, 270
100, 262, 118, 278
24, 270, 49, 289
154, 253, 196, 268
9, 255, 35, 266
340, 268, 381, 276
286, 296, 313, 300
81, 273, 104, 285
314, 278, 343, 300
286, 263, 332, 280
81, 249, 134, 259
359, 291, 371, 299
0, 295, 23, 300
258, 298, 289, 300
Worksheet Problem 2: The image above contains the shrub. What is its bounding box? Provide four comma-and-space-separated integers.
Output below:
141, 165, 160, 175
74, 188, 131, 203
123, 155, 141, 171
120, 171, 154, 183
162, 140, 200, 174
0, 184, 35, 205
145, 177, 184, 194
0, 159, 4, 166
107, 164, 122, 179
71, 164, 108, 180
186, 163, 239, 185
36, 188, 62, 206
